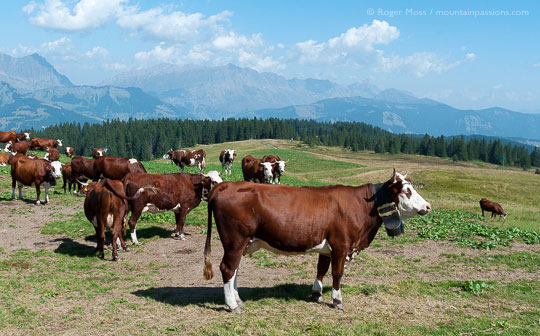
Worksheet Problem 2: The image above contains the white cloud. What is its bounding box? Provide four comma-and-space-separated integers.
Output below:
533, 62, 540, 68
102, 62, 128, 71
25, 0, 126, 31
294, 20, 399, 65
85, 46, 109, 58
377, 52, 460, 78
134, 43, 179, 64
41, 37, 72, 53
212, 32, 263, 50
492, 84, 503, 89
465, 53, 476, 61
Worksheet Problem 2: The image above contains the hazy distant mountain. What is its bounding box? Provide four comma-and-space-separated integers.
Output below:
243, 90, 540, 139
0, 52, 73, 92
0, 81, 96, 130
101, 63, 380, 119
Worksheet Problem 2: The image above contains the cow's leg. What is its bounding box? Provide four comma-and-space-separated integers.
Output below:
11, 178, 16, 199
44, 185, 50, 203
481, 209, 485, 217
312, 254, 331, 303
111, 216, 123, 261
174, 211, 187, 240
330, 252, 347, 310
127, 210, 142, 245
35, 183, 41, 205
220, 237, 250, 313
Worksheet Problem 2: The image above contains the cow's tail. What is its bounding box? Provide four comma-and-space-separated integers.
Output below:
203, 201, 214, 280
103, 179, 157, 201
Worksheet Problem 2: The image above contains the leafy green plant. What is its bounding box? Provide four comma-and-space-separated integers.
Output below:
406, 209, 540, 249
461, 280, 493, 295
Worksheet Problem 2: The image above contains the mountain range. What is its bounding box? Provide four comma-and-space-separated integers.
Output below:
0, 52, 538, 141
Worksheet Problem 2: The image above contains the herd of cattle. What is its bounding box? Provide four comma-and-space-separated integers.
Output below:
0, 129, 508, 313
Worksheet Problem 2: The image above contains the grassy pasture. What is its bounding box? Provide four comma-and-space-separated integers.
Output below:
0, 139, 539, 335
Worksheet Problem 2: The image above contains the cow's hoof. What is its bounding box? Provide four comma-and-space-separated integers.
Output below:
236, 300, 245, 307
35, 200, 40, 205
231, 306, 243, 314
98, 253, 105, 259
112, 256, 118, 261
332, 299, 343, 310
123, 246, 130, 252
311, 292, 323, 303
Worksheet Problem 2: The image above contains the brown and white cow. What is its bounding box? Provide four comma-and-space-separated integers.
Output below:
261, 155, 287, 184
203, 170, 431, 313
94, 156, 147, 181
0, 153, 9, 166
30, 138, 62, 151
65, 146, 74, 158
4, 141, 31, 156
163, 149, 206, 174
479, 198, 507, 219
71, 156, 99, 193
0, 131, 30, 144
83, 179, 130, 261
11, 154, 62, 204
61, 162, 79, 193
44, 147, 60, 162
115, 171, 222, 243
219, 149, 237, 176
92, 148, 107, 159
241, 155, 274, 184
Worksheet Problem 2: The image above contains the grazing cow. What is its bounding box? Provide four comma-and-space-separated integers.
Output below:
44, 147, 60, 162
4, 141, 31, 155
203, 170, 431, 313
11, 154, 62, 204
0, 131, 30, 144
65, 146, 74, 158
71, 156, 99, 193
61, 162, 78, 193
30, 138, 62, 151
480, 198, 507, 219
115, 171, 222, 243
92, 148, 107, 159
83, 179, 130, 261
0, 153, 9, 166
219, 149, 237, 176
261, 155, 287, 184
163, 149, 206, 174
94, 156, 147, 181
241, 155, 274, 184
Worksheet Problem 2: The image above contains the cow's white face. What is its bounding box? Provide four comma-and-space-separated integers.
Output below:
96, 150, 104, 157
276, 160, 286, 173
56, 139, 63, 147
24, 133, 30, 140
227, 149, 236, 159
4, 141, 11, 153
204, 170, 223, 184
163, 149, 173, 160
261, 162, 274, 179
50, 161, 62, 179
395, 172, 431, 219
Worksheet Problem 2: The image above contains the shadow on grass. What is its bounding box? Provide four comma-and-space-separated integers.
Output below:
53, 238, 97, 258
132, 226, 175, 240
133, 283, 332, 311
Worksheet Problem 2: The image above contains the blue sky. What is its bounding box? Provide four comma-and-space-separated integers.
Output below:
1, 0, 539, 112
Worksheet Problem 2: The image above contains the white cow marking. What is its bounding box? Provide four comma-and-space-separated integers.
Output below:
312, 279, 323, 296
224, 269, 240, 311
189, 158, 196, 166
128, 158, 138, 164
131, 229, 139, 244
142, 203, 181, 214
91, 216, 98, 228
244, 238, 331, 257
106, 214, 114, 228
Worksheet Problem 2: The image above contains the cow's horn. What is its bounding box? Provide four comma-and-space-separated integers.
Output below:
403, 170, 408, 179
77, 179, 89, 186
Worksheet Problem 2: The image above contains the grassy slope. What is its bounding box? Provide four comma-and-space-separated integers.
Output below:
0, 140, 539, 335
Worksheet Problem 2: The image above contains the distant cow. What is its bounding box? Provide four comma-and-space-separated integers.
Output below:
241, 155, 274, 184
31, 138, 62, 151
71, 157, 99, 193
163, 149, 206, 174
92, 148, 107, 159
65, 146, 74, 158
44, 147, 60, 162
261, 155, 287, 184
4, 141, 30, 155
0, 131, 30, 144
480, 198, 507, 219
94, 156, 147, 181
83, 179, 129, 261
203, 170, 431, 313
11, 154, 62, 204
0, 153, 9, 166
219, 149, 237, 176
116, 171, 222, 243
61, 162, 80, 193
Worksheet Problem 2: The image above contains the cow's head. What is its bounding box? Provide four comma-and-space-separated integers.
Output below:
43, 163, 57, 186
50, 161, 63, 179
387, 169, 431, 220
94, 148, 105, 157
276, 160, 287, 174
4, 141, 12, 153
201, 170, 223, 200
24, 133, 30, 141
163, 149, 174, 160
56, 139, 63, 147
260, 162, 274, 181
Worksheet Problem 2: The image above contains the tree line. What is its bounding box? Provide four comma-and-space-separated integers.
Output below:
28, 118, 540, 170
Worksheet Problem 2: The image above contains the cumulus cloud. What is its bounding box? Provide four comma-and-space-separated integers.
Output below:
465, 53, 476, 61
533, 62, 540, 68
134, 43, 180, 64
212, 32, 263, 50
377, 52, 460, 78
85, 46, 109, 58
24, 0, 126, 31
294, 20, 399, 65
41, 36, 72, 52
